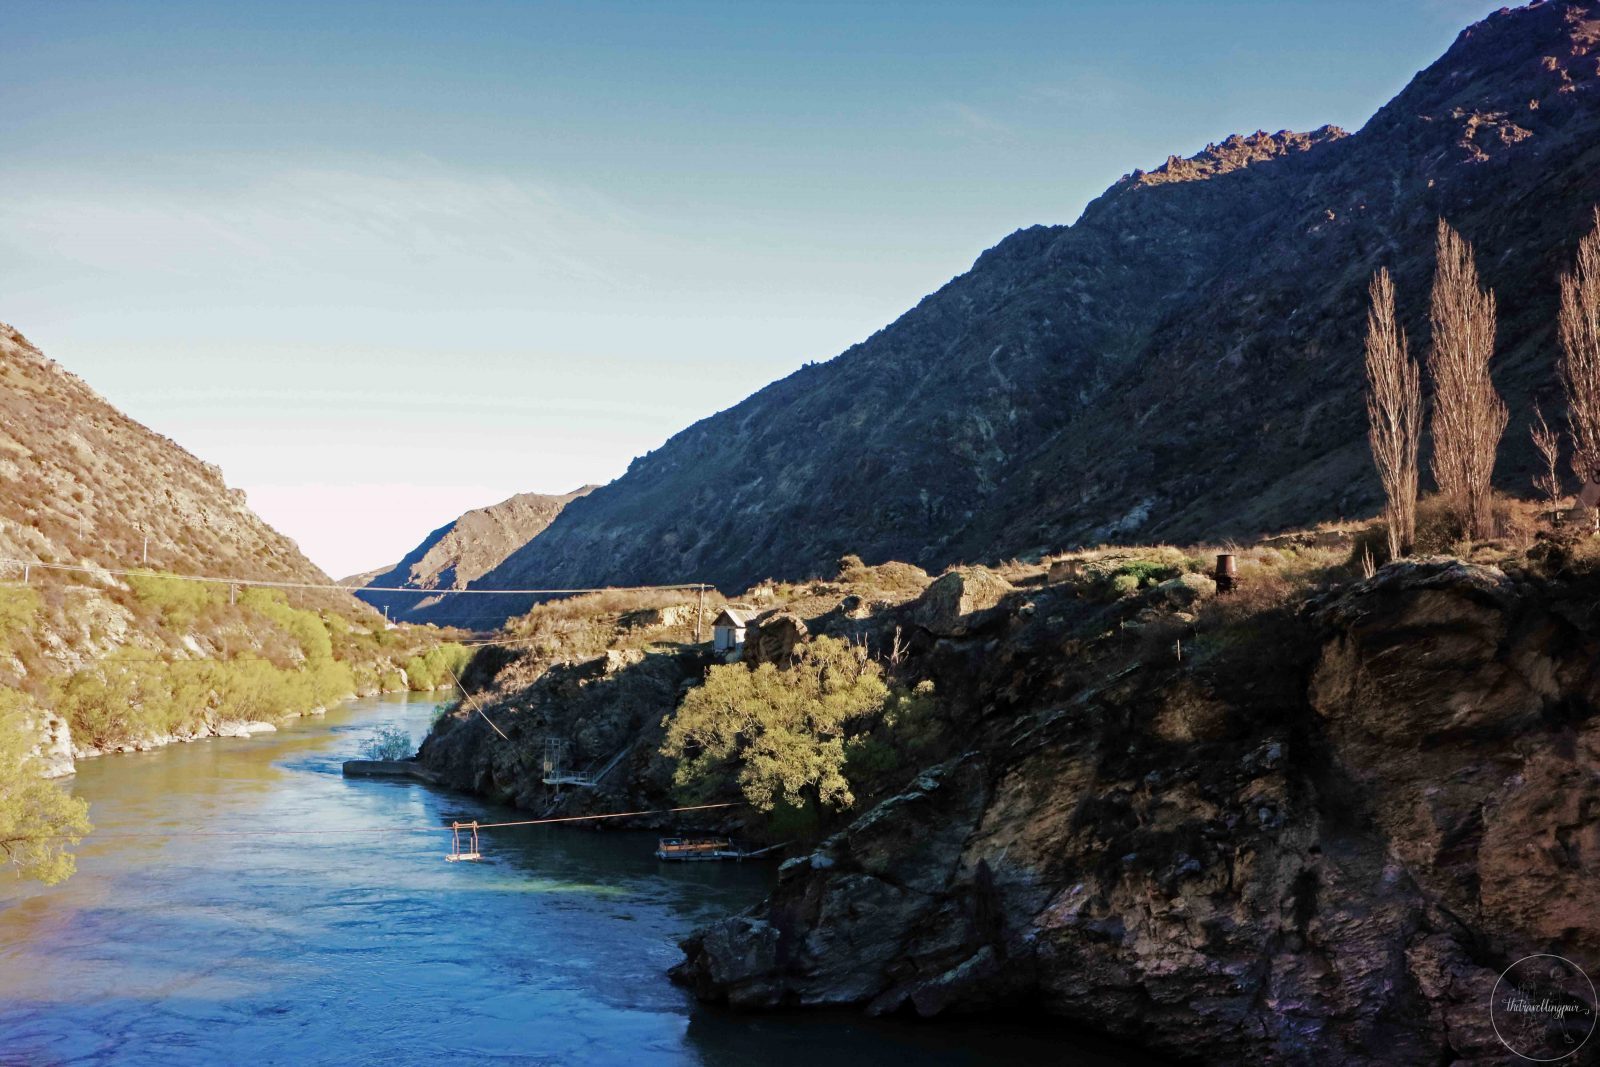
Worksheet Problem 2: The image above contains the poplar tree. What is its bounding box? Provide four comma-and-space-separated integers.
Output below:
1427, 220, 1507, 541
1558, 208, 1600, 495
1363, 268, 1421, 559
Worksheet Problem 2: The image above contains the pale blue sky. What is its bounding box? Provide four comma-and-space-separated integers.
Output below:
2, 0, 1501, 576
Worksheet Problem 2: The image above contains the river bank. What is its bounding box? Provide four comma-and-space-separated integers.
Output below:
0, 690, 1144, 1066
31, 681, 458, 779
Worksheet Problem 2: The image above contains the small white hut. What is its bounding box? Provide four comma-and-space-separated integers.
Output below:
712, 607, 749, 653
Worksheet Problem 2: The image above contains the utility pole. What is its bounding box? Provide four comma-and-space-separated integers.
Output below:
695, 584, 705, 643
142, 532, 149, 566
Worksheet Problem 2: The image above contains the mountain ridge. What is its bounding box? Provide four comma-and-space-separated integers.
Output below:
351, 486, 597, 623
423, 0, 1600, 627
0, 323, 454, 778
0, 322, 332, 591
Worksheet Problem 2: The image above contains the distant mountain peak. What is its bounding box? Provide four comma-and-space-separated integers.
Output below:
352, 485, 597, 620
1123, 126, 1349, 190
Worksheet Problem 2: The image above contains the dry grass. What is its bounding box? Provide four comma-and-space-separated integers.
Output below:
1353, 491, 1542, 566
833, 555, 933, 600
501, 586, 718, 661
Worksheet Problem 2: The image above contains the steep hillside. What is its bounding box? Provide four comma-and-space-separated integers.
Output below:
0, 323, 458, 775
0, 323, 329, 590
446, 0, 1600, 627
351, 486, 595, 623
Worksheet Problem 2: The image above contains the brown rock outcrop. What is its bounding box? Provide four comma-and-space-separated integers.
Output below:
744, 612, 810, 667
672, 558, 1600, 1063
910, 567, 1013, 637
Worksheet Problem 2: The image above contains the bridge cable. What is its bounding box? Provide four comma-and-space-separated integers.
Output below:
38, 802, 740, 841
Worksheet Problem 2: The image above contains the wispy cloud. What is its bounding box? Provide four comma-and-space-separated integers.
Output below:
1025, 72, 1131, 115
0, 156, 645, 290
934, 101, 1016, 143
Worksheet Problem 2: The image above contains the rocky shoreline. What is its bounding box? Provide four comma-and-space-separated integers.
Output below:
30, 681, 445, 779
669, 557, 1600, 1063
406, 548, 1600, 1063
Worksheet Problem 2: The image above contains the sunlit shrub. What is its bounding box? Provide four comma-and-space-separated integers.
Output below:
0, 586, 40, 644
126, 571, 221, 630
0, 689, 91, 884
239, 588, 334, 663
402, 643, 474, 690
662, 635, 890, 812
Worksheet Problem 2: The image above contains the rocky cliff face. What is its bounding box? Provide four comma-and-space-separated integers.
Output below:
670, 555, 1600, 1063
445, 1, 1600, 627
351, 486, 595, 624
418, 644, 702, 819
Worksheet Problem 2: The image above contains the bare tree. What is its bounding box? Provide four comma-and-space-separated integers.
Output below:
1363, 268, 1422, 559
1428, 219, 1508, 541
1558, 207, 1600, 494
1531, 403, 1563, 524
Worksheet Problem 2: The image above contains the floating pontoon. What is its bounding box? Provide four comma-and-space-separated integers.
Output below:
654, 835, 743, 861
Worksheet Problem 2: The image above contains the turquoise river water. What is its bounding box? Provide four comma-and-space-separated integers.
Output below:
0, 692, 1146, 1066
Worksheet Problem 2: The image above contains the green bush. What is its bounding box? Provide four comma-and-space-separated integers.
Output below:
765, 797, 821, 839
0, 689, 91, 884
1113, 560, 1180, 587
127, 571, 221, 630
0, 586, 40, 643
662, 635, 889, 812
53, 658, 144, 750
843, 736, 900, 779
882, 679, 942, 752
239, 588, 334, 663
54, 648, 359, 750
402, 643, 473, 690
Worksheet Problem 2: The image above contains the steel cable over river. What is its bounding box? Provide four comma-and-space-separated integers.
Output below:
38, 802, 741, 841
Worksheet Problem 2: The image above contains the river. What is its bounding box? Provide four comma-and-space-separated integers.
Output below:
0, 693, 1142, 1066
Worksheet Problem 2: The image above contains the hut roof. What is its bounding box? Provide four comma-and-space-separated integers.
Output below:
712, 607, 750, 628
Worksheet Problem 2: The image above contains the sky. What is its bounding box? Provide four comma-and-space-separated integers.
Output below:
2, 0, 1505, 578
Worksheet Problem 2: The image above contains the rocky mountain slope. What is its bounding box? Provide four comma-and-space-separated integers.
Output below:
0, 323, 329, 592
437, 0, 1600, 628
350, 486, 595, 624
0, 323, 448, 775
